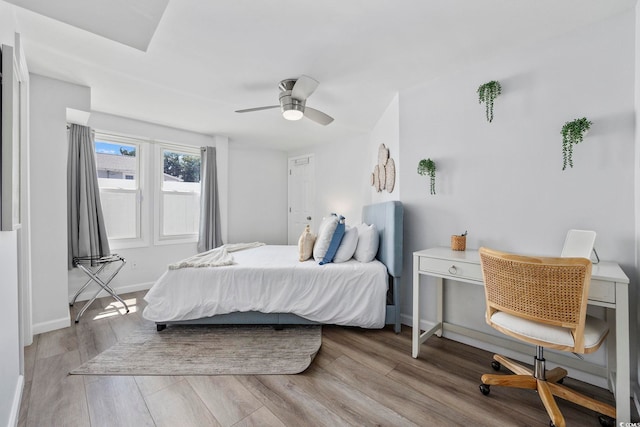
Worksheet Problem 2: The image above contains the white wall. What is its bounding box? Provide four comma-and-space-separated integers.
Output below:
227, 145, 288, 244
0, 231, 19, 426
0, 229, 20, 427
287, 94, 399, 235
30, 74, 90, 333
398, 10, 635, 385
0, 5, 23, 426
289, 133, 372, 230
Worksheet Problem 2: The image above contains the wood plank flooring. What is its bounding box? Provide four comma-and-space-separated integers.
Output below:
18, 291, 635, 427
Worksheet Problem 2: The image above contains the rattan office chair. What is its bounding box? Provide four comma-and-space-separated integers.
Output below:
478, 247, 615, 427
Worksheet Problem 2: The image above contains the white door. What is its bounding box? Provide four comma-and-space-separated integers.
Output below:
287, 155, 315, 244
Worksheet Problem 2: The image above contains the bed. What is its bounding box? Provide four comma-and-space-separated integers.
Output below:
143, 201, 403, 332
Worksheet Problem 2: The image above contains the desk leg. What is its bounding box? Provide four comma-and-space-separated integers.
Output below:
412, 255, 420, 358
615, 281, 630, 423
436, 277, 443, 337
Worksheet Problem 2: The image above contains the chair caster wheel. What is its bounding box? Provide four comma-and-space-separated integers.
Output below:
479, 384, 490, 395
549, 421, 555, 427
598, 414, 615, 427
491, 361, 501, 371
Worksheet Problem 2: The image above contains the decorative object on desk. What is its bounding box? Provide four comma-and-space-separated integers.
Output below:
417, 158, 436, 195
561, 117, 591, 170
370, 143, 396, 193
477, 80, 501, 123
451, 230, 467, 251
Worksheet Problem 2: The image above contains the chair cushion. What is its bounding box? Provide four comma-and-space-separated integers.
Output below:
490, 311, 608, 351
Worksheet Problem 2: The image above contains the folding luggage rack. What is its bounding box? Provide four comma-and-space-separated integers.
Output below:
70, 254, 129, 323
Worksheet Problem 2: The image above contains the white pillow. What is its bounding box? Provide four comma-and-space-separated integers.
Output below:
333, 226, 358, 263
354, 223, 379, 262
313, 215, 339, 262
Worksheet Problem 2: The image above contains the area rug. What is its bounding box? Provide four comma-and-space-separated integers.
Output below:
70, 325, 322, 376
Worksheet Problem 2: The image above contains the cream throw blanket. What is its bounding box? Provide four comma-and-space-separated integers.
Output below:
168, 242, 266, 269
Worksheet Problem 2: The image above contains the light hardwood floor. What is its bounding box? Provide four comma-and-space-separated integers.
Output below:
18, 291, 634, 427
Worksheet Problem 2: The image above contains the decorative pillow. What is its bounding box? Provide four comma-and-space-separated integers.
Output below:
298, 224, 316, 262
353, 223, 379, 262
313, 214, 339, 262
333, 226, 358, 263
319, 216, 346, 265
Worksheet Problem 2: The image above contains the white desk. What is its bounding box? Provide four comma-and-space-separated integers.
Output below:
412, 247, 631, 422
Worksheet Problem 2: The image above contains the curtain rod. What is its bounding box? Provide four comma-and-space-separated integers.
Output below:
66, 124, 95, 134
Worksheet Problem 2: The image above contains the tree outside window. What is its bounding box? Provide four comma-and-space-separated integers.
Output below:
163, 151, 200, 183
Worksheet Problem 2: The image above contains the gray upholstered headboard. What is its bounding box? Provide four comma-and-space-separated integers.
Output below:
362, 201, 403, 278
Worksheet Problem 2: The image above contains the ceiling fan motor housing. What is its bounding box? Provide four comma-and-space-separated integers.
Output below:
279, 79, 305, 119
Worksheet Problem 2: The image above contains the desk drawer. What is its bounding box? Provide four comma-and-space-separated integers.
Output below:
419, 257, 482, 281
589, 279, 615, 304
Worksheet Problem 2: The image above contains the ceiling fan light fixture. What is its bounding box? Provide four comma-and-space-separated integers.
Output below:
283, 108, 304, 121
280, 95, 305, 120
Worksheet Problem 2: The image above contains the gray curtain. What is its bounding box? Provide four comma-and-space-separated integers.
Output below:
198, 146, 223, 252
67, 124, 110, 268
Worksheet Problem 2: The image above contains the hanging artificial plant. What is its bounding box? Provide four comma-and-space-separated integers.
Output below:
561, 117, 592, 170
417, 158, 436, 195
477, 80, 502, 123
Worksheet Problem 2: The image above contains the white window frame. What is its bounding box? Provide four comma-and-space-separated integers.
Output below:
94, 132, 149, 250
153, 142, 201, 245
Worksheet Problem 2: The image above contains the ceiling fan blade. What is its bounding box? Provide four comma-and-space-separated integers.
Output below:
235, 105, 279, 113
304, 107, 334, 126
291, 75, 319, 100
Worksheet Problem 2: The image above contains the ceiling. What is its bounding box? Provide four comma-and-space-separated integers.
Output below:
5, 0, 636, 151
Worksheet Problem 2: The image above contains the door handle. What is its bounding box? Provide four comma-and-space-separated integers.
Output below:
306, 216, 312, 220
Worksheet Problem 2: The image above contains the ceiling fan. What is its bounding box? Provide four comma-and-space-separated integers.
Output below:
235, 75, 334, 126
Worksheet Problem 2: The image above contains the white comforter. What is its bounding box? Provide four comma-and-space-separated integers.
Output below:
143, 245, 389, 328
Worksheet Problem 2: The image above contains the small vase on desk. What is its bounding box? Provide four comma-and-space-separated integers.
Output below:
451, 235, 466, 251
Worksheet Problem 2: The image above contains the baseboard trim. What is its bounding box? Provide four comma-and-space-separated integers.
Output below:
8, 374, 24, 427
32, 315, 70, 335
68, 281, 154, 303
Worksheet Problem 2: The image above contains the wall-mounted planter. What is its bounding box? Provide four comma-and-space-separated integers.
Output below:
417, 158, 436, 195
477, 80, 501, 123
561, 117, 591, 170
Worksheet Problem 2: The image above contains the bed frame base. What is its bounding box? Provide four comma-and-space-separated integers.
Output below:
155, 296, 400, 333
156, 311, 320, 332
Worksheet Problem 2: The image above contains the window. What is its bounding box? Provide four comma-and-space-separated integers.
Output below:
94, 135, 143, 244
94, 131, 202, 248
157, 144, 201, 242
